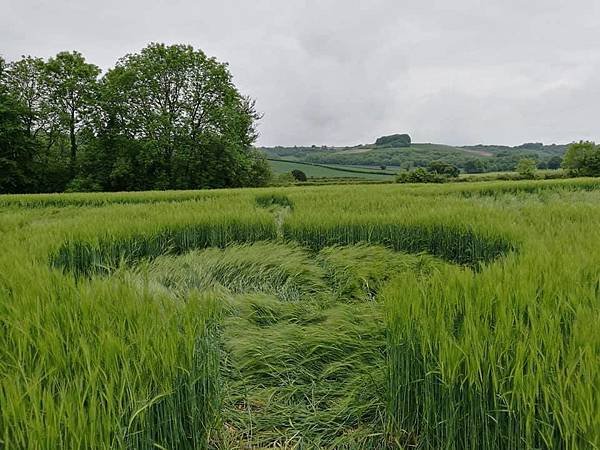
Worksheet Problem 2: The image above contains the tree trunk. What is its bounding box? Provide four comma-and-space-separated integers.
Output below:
69, 109, 77, 176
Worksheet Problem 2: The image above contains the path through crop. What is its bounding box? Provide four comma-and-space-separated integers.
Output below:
218, 294, 387, 449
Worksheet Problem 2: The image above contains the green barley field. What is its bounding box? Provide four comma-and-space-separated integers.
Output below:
1, 178, 600, 449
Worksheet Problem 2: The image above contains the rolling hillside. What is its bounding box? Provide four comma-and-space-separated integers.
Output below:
267, 159, 396, 180
260, 136, 568, 178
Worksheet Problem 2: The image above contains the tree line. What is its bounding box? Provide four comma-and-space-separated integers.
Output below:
0, 43, 271, 194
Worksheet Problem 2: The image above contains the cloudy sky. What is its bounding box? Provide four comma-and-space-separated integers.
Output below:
2, 0, 599, 146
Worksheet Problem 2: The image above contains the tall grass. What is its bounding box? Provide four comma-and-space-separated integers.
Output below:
1, 178, 600, 448
52, 219, 276, 277
284, 219, 513, 266
382, 193, 600, 448
0, 265, 221, 449
0, 189, 228, 208
138, 243, 329, 302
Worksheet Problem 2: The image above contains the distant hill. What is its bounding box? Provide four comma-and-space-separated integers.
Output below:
259, 136, 569, 175
374, 133, 411, 148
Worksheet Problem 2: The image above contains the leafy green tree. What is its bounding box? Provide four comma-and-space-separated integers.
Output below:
463, 159, 487, 173
516, 158, 537, 178
562, 141, 600, 176
547, 155, 563, 170
0, 58, 37, 193
44, 51, 100, 175
242, 149, 272, 186
427, 160, 459, 177
4, 55, 73, 191
99, 43, 265, 189
5, 56, 54, 138
291, 169, 307, 182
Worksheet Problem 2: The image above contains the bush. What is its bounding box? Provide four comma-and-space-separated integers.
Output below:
396, 168, 447, 184
516, 158, 537, 179
463, 159, 487, 174
427, 161, 459, 178
291, 169, 307, 182
562, 141, 600, 176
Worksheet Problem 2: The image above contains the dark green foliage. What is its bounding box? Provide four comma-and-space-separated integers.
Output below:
547, 155, 563, 169
375, 133, 411, 147
0, 66, 37, 193
562, 141, 600, 176
44, 51, 100, 174
396, 167, 448, 183
516, 157, 537, 178
98, 43, 266, 190
241, 149, 272, 187
291, 169, 307, 181
463, 158, 488, 173
427, 160, 460, 177
262, 142, 569, 176
0, 44, 270, 193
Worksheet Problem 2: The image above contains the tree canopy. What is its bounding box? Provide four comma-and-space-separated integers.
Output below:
0, 43, 270, 193
562, 141, 600, 176
516, 158, 537, 178
427, 160, 459, 177
375, 133, 411, 148
0, 57, 37, 193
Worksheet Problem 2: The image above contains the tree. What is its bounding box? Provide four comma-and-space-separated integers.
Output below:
0, 58, 37, 193
238, 149, 272, 187
516, 158, 537, 178
291, 169, 307, 182
44, 51, 100, 175
463, 158, 487, 173
562, 141, 600, 176
5, 56, 53, 138
547, 155, 563, 170
99, 43, 263, 189
3, 55, 74, 192
427, 160, 459, 177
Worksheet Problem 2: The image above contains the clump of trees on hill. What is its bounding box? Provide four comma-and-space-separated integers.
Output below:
374, 133, 411, 148
0, 44, 270, 193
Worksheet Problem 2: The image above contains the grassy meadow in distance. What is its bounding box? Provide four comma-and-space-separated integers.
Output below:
1, 178, 600, 449
268, 159, 396, 180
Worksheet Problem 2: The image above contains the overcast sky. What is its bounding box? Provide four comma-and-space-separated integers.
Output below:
2, 0, 599, 146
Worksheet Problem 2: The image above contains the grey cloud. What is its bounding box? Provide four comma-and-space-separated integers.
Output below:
2, 0, 598, 146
